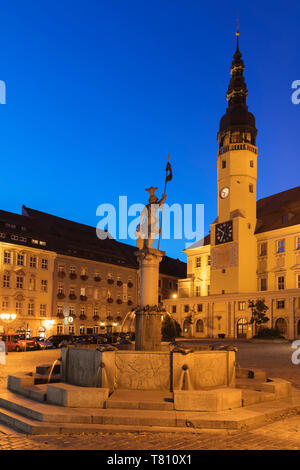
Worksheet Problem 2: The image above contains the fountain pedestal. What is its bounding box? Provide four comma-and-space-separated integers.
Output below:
134, 247, 165, 351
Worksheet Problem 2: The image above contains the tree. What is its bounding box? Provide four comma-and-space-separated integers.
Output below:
161, 314, 179, 341
248, 299, 269, 331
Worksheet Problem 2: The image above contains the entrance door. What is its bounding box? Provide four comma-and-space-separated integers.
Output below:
275, 318, 287, 336
237, 318, 247, 338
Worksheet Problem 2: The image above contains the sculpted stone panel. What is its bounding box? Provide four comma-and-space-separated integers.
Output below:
114, 352, 171, 390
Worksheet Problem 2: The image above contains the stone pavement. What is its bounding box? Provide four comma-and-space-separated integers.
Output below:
0, 412, 300, 449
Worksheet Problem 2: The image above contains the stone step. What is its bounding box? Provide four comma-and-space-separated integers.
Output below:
0, 390, 300, 434
241, 389, 276, 407
106, 390, 174, 410
235, 378, 266, 391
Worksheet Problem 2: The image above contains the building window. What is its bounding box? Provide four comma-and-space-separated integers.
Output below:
41, 280, 48, 292
207, 285, 210, 296
30, 256, 37, 268
238, 301, 246, 311
197, 304, 203, 312
282, 215, 288, 224
58, 284, 64, 295
28, 303, 35, 316
222, 160, 226, 169
58, 265, 65, 273
41, 258, 48, 270
57, 305, 63, 315
277, 239, 285, 253
259, 242, 267, 257
2, 301, 9, 312
296, 237, 300, 250
260, 278, 267, 291
80, 326, 85, 335
17, 254, 24, 266
70, 266, 76, 274
195, 285, 201, 297
297, 274, 300, 289
16, 302, 23, 315
57, 324, 63, 334
249, 184, 254, 193
196, 257, 201, 268
69, 306, 75, 317
276, 300, 285, 309
80, 306, 85, 316
3, 274, 10, 288
278, 276, 285, 290
207, 255, 211, 266
4, 252, 11, 264
184, 305, 189, 313
40, 304, 47, 317
16, 276, 24, 289
172, 305, 177, 314
69, 326, 75, 334
250, 160, 254, 167
158, 280, 161, 288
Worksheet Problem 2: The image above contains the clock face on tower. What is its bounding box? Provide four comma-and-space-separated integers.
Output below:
220, 187, 230, 199
215, 220, 233, 245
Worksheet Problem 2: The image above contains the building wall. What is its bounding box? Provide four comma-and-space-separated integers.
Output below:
53, 255, 138, 335
0, 241, 56, 338
164, 225, 300, 340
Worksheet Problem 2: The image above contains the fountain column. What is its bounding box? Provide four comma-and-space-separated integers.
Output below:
135, 247, 165, 351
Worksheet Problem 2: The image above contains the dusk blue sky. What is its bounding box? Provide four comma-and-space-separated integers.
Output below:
0, 0, 299, 261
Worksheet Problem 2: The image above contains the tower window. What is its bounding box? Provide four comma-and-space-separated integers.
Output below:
250, 160, 254, 167
249, 184, 254, 193
222, 160, 226, 169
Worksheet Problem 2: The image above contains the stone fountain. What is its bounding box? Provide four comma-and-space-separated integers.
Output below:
1, 185, 296, 434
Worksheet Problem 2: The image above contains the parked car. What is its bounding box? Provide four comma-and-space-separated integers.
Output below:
0, 334, 36, 352
47, 334, 75, 348
32, 336, 55, 350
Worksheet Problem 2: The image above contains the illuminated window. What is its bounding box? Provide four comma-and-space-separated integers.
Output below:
4, 252, 11, 264
40, 304, 47, 317
16, 302, 23, 315
28, 303, 35, 316
195, 285, 201, 297
238, 301, 246, 311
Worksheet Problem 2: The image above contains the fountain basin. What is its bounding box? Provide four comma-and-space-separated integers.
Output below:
61, 347, 236, 392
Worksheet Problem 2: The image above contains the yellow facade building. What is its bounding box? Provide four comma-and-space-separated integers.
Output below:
164, 34, 300, 340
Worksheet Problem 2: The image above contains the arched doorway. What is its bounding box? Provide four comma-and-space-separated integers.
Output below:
195, 319, 204, 336
237, 318, 247, 338
275, 318, 287, 336
183, 318, 192, 337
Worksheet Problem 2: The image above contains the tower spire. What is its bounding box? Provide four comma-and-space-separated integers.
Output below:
218, 28, 257, 145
